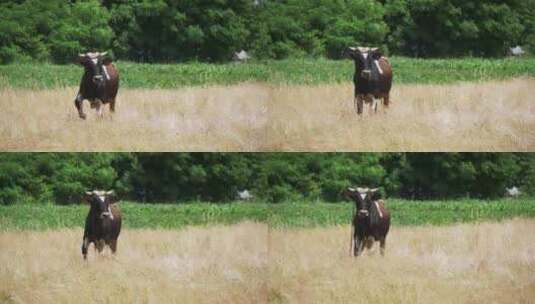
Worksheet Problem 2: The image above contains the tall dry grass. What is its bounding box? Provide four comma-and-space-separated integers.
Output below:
0, 222, 268, 304
268, 218, 535, 304
0, 78, 534, 151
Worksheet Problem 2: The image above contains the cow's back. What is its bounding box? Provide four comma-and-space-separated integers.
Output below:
369, 200, 390, 239
108, 204, 122, 239
103, 63, 119, 102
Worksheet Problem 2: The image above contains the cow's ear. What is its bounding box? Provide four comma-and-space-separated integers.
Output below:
102, 57, 113, 65
83, 191, 93, 204
106, 191, 119, 204
77, 55, 86, 65
371, 49, 382, 60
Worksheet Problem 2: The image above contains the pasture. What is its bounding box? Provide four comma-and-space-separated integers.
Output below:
0, 222, 269, 304
1, 58, 535, 151
269, 218, 535, 303
1, 199, 534, 303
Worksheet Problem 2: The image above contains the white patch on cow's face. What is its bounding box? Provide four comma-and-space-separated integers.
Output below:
362, 52, 368, 60
359, 193, 367, 200
102, 65, 110, 80
374, 201, 383, 218
91, 58, 98, 65
374, 60, 383, 74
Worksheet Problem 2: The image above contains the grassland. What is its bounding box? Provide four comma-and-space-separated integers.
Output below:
1, 78, 534, 151
0, 222, 269, 304
1, 199, 535, 231
1, 57, 535, 89
1, 216, 534, 303
269, 218, 535, 303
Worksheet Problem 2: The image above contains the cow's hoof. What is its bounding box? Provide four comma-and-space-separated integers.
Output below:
79, 114, 87, 120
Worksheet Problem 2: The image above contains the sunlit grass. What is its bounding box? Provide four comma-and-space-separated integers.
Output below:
1, 78, 534, 151
269, 218, 535, 303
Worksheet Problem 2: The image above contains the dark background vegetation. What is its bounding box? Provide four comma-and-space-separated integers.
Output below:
1, 0, 534, 63
1, 153, 534, 205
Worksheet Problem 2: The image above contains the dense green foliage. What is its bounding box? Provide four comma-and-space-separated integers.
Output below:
1, 57, 535, 89
1, 199, 534, 231
1, 153, 534, 205
1, 0, 534, 63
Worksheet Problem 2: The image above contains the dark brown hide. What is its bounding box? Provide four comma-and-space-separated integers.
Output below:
81, 190, 122, 260
75, 53, 120, 119
345, 47, 393, 114
344, 187, 391, 257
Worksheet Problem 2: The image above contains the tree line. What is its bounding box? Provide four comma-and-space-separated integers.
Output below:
1, 0, 534, 64
0, 153, 534, 205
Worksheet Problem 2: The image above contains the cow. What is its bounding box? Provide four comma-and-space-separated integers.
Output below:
74, 52, 119, 119
344, 47, 393, 115
81, 190, 122, 260
344, 186, 390, 257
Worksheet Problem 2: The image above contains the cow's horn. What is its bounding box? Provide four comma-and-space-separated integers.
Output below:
100, 51, 107, 56
85, 191, 93, 195
106, 190, 115, 195
370, 188, 379, 192
347, 187, 356, 192
78, 53, 85, 57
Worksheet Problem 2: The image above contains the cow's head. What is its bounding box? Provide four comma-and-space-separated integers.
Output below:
83, 190, 118, 220
77, 52, 111, 86
344, 47, 383, 80
344, 187, 379, 218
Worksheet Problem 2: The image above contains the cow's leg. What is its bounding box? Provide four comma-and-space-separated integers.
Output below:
109, 99, 116, 113
95, 240, 105, 254
353, 237, 359, 256
379, 237, 386, 256
81, 237, 89, 260
355, 95, 364, 115
75, 94, 86, 119
365, 237, 374, 250
364, 95, 376, 114
96, 100, 103, 118
383, 94, 390, 108
108, 239, 118, 255
354, 236, 365, 257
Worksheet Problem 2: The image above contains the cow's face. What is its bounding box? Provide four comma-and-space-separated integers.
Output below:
344, 187, 379, 218
84, 190, 118, 219
345, 47, 382, 80
77, 52, 109, 86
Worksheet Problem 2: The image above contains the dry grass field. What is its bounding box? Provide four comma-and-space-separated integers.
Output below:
0, 222, 268, 304
268, 218, 535, 304
0, 78, 534, 151
1, 219, 534, 303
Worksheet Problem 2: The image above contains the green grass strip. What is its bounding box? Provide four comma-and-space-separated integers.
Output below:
1, 57, 534, 89
1, 199, 534, 231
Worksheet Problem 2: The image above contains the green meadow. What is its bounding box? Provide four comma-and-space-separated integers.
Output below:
1, 57, 534, 89
1, 199, 535, 231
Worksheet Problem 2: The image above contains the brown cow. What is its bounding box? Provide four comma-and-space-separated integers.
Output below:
344, 187, 390, 257
344, 47, 393, 115
75, 52, 119, 119
81, 190, 122, 260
